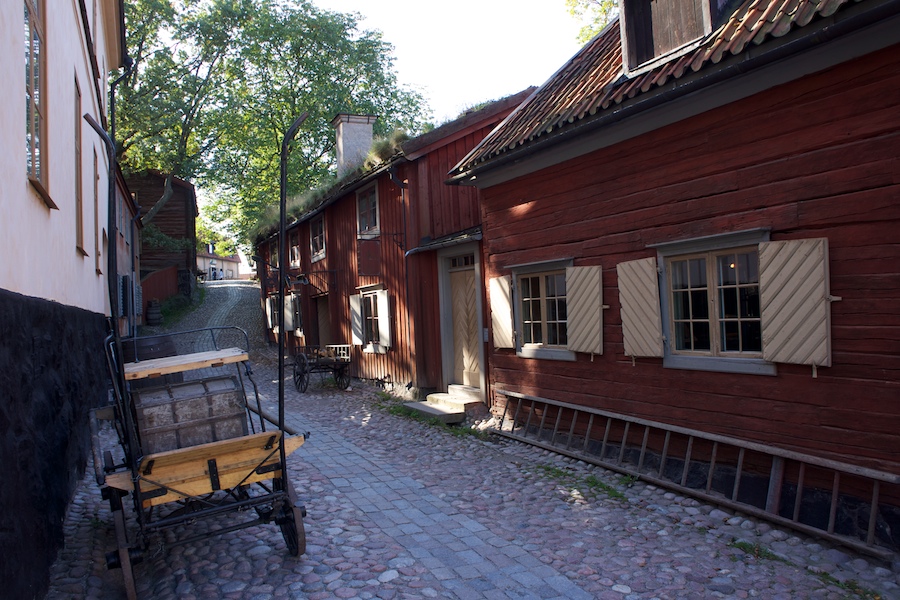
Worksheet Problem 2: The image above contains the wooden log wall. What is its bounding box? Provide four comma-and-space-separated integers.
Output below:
481, 45, 900, 472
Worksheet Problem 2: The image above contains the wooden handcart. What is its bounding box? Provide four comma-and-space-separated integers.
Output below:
292, 344, 352, 392
93, 326, 307, 600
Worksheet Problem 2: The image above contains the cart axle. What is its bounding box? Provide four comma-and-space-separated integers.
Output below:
106, 547, 144, 570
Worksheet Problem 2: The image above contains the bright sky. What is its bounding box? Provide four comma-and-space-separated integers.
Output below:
312, 0, 586, 124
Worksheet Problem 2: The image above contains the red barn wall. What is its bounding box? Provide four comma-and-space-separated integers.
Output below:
481, 45, 900, 471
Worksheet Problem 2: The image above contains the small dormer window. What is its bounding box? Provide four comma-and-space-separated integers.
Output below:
619, 0, 727, 72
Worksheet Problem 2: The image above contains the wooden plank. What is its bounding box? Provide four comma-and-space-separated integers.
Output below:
105, 432, 306, 507
123, 347, 248, 380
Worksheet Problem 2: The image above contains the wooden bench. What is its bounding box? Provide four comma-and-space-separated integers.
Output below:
123, 347, 248, 381
105, 431, 306, 508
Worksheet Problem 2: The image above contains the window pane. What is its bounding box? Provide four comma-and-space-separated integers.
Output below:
672, 260, 690, 290
718, 255, 737, 286
690, 258, 706, 287
675, 322, 692, 350
740, 287, 760, 318
673, 291, 689, 320
741, 321, 762, 352
721, 321, 740, 352
557, 299, 567, 321
690, 290, 708, 319
738, 252, 758, 284
530, 298, 541, 321
548, 323, 558, 346
719, 287, 738, 319
530, 323, 542, 345
548, 299, 557, 321
693, 322, 710, 351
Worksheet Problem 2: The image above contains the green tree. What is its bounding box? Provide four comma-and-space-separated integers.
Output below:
566, 0, 618, 45
117, 0, 430, 244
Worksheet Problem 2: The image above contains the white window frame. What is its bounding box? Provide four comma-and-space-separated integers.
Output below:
511, 259, 576, 362
26, 0, 54, 207
350, 285, 390, 354
289, 231, 301, 268
310, 215, 325, 262
356, 186, 379, 239
652, 229, 776, 376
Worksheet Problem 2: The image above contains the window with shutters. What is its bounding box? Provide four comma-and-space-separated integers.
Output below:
489, 259, 603, 361
618, 230, 835, 376
289, 232, 301, 267
350, 287, 391, 354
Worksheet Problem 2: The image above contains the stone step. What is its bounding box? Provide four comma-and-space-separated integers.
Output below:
447, 384, 483, 402
425, 392, 481, 411
402, 400, 465, 424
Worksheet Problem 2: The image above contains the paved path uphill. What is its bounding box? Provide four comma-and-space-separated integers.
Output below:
47, 280, 900, 600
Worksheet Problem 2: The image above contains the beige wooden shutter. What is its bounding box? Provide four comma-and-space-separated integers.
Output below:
489, 276, 515, 349
759, 238, 832, 367
566, 266, 603, 355
349, 294, 363, 345
616, 257, 664, 358
376, 289, 391, 349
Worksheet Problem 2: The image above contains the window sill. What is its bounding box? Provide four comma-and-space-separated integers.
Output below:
517, 347, 576, 362
363, 343, 388, 355
311, 253, 325, 264
663, 354, 777, 376
358, 231, 380, 241
29, 176, 57, 209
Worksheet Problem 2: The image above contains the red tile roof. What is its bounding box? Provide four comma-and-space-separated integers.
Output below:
449, 0, 871, 180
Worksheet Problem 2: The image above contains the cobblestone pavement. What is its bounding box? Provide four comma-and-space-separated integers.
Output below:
47, 280, 900, 600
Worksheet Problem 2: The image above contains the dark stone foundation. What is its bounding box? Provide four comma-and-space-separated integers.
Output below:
0, 288, 108, 600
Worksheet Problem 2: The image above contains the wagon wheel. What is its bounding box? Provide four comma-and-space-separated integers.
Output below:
292, 354, 309, 393
334, 365, 351, 390
109, 493, 138, 600
275, 479, 306, 556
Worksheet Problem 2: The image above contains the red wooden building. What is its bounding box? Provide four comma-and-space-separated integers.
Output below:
257, 93, 531, 399
449, 0, 900, 554
127, 171, 198, 310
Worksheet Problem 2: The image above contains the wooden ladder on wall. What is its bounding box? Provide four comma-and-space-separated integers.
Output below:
492, 389, 899, 561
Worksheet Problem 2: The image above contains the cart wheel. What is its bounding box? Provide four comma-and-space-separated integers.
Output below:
279, 503, 307, 557
335, 367, 351, 390
276, 481, 306, 556
293, 354, 310, 393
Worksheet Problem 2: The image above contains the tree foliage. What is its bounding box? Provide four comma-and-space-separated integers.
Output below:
566, 0, 618, 45
118, 0, 430, 245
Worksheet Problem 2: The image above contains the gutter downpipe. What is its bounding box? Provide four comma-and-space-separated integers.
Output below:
389, 165, 414, 391
450, 1, 900, 185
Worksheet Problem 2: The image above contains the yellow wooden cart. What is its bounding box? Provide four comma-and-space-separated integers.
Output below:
94, 326, 307, 600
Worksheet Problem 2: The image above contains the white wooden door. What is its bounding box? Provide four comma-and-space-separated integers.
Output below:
450, 267, 480, 386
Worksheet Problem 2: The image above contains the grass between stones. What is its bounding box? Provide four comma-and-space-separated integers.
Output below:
374, 392, 490, 440
535, 464, 628, 502
727, 540, 883, 599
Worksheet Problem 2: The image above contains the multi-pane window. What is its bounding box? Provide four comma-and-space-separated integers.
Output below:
357, 187, 378, 235
289, 232, 300, 267
25, 0, 47, 192
310, 216, 325, 260
520, 272, 567, 347
668, 248, 761, 356
362, 292, 379, 345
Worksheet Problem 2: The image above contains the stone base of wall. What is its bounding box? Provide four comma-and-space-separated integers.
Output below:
0, 288, 108, 600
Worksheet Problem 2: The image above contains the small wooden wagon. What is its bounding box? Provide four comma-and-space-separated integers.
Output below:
292, 344, 351, 392
94, 326, 307, 600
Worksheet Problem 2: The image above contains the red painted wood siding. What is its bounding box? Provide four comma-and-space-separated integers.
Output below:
481, 45, 900, 471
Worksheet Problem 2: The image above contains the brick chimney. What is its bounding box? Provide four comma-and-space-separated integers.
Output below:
332, 113, 378, 178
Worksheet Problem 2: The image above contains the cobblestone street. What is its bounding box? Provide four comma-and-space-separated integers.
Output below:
46, 280, 900, 599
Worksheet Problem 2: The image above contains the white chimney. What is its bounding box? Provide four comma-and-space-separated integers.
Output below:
332, 113, 378, 178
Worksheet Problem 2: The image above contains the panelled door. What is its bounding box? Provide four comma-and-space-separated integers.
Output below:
449, 255, 480, 387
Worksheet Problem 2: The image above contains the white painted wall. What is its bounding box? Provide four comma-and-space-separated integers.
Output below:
0, 0, 123, 314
